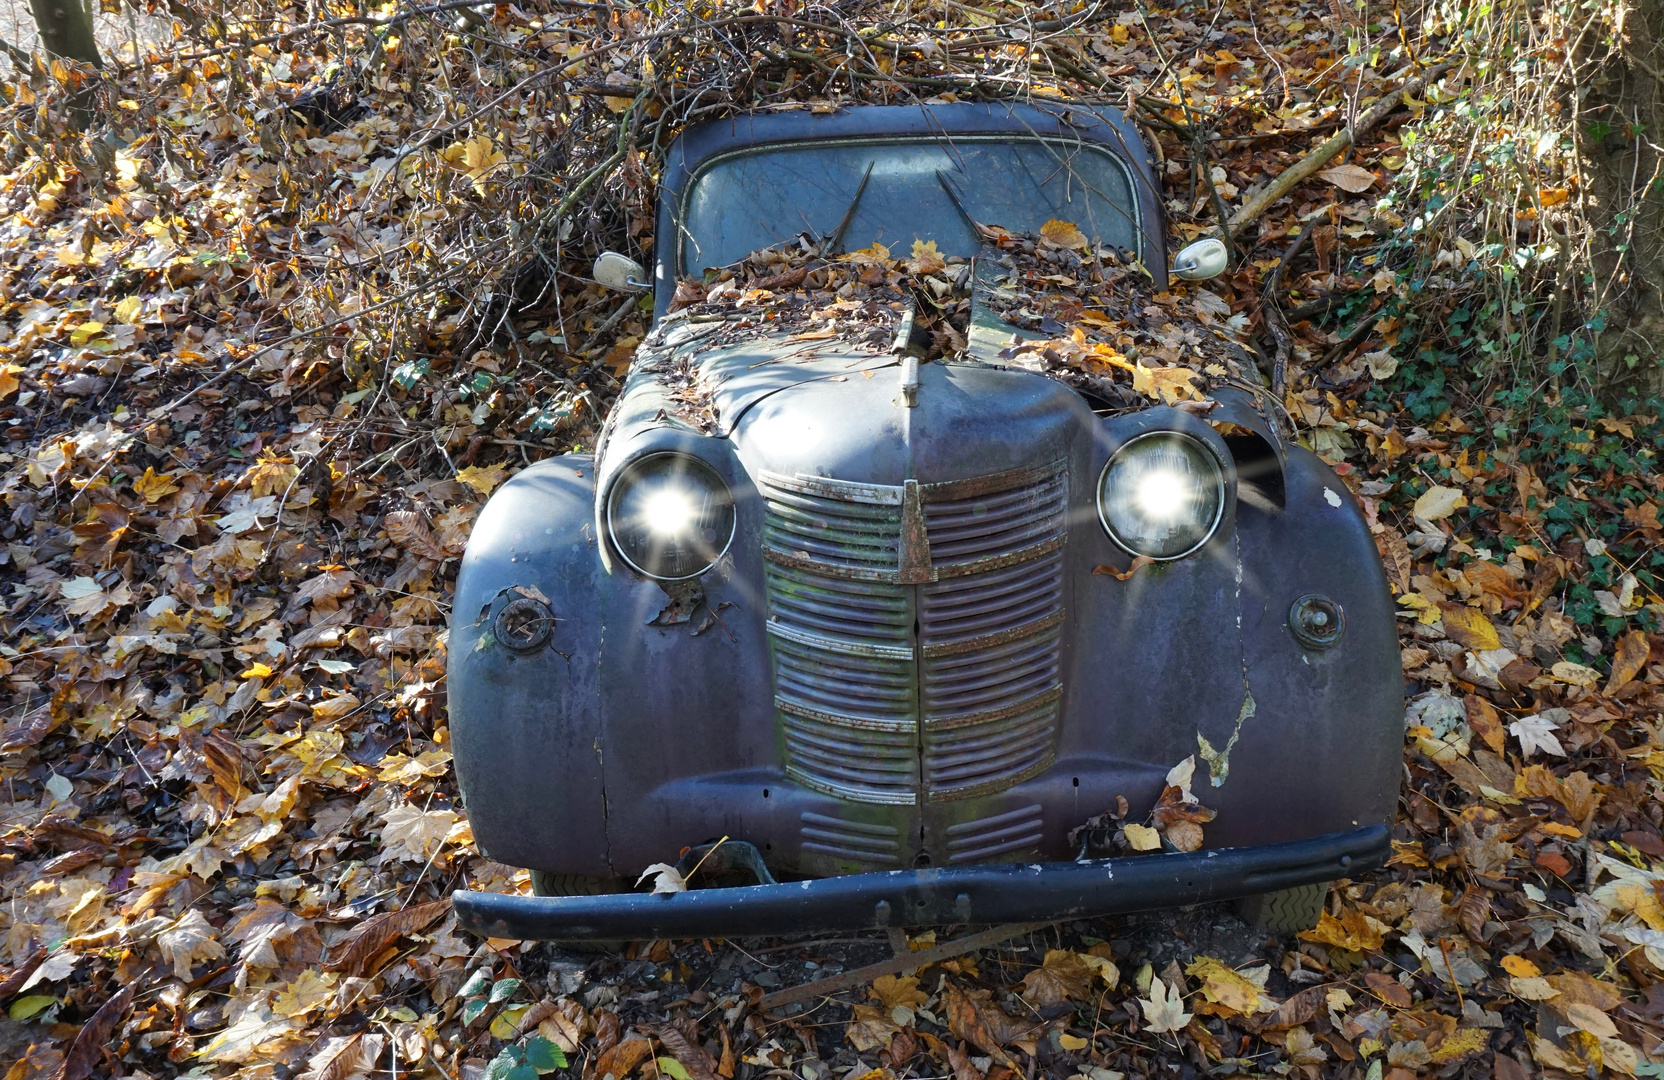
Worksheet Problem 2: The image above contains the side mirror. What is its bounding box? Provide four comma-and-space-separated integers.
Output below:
593, 252, 651, 292
1171, 238, 1229, 281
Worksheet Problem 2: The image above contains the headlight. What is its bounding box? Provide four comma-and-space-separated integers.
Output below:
1096, 431, 1226, 560
605, 453, 736, 580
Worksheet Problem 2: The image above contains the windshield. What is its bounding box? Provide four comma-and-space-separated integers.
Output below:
678, 136, 1140, 274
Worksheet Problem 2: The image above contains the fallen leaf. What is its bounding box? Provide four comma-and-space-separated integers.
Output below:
157, 909, 226, 980
1413, 485, 1467, 521
1319, 163, 1377, 192
457, 463, 509, 497
1439, 603, 1501, 650
1138, 975, 1192, 1034
1039, 218, 1090, 250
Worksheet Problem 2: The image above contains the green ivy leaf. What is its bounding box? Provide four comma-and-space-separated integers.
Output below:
505, 1065, 540, 1080
459, 968, 492, 999
488, 977, 523, 1003
657, 1058, 691, 1080
485, 1049, 524, 1080
462, 998, 490, 1025
524, 1037, 568, 1073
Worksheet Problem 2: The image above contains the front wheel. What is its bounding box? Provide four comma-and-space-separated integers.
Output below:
1236, 882, 1328, 934
529, 872, 630, 952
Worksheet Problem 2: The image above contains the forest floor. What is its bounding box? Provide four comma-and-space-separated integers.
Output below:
1, 1, 1661, 1079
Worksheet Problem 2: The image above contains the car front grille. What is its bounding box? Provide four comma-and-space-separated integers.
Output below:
761, 463, 1067, 805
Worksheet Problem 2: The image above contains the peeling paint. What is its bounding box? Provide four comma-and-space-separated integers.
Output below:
1198, 691, 1255, 787
1201, 532, 1256, 788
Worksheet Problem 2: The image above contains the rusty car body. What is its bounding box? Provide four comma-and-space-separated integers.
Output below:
446, 103, 1402, 942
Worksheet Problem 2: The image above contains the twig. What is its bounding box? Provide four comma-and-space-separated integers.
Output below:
757, 922, 1051, 1011
1263, 219, 1317, 394
1229, 61, 1455, 232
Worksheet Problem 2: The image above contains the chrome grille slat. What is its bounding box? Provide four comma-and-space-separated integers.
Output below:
762, 462, 1067, 807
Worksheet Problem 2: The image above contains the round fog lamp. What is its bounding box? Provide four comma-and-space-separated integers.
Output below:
1289, 594, 1344, 649
605, 453, 736, 580
1097, 431, 1226, 559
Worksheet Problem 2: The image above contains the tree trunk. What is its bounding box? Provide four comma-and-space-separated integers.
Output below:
1579, 0, 1664, 393
27, 0, 102, 68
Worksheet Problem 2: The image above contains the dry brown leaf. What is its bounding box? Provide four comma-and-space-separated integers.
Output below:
1318, 163, 1377, 192
324, 899, 448, 976
652, 1023, 718, 1080
1038, 218, 1089, 250
593, 1037, 655, 1080
61, 980, 138, 1080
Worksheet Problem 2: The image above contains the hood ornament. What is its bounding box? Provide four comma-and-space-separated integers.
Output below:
893, 309, 921, 407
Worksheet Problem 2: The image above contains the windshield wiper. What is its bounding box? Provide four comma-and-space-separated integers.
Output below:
827, 160, 875, 254
935, 169, 982, 239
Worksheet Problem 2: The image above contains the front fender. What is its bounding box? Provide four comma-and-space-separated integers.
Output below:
448, 455, 613, 874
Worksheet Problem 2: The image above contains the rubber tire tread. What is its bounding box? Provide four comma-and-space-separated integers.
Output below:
530, 871, 626, 898
1236, 882, 1328, 934
528, 872, 628, 952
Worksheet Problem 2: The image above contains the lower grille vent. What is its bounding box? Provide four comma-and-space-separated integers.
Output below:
945, 804, 1044, 863
800, 812, 903, 865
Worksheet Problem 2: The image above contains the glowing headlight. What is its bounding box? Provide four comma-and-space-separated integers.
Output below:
1097, 431, 1226, 560
605, 453, 736, 580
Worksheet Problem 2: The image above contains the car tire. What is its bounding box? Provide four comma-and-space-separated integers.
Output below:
1236, 882, 1328, 934
529, 872, 629, 952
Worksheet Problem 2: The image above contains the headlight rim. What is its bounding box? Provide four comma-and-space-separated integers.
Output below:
1095, 428, 1230, 562
604, 450, 737, 581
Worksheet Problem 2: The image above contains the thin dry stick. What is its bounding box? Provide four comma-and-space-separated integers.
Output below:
1228, 61, 1455, 234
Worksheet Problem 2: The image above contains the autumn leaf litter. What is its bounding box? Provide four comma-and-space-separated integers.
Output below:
0, 0, 1661, 1079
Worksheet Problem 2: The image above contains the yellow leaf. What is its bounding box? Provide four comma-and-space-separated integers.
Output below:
871, 974, 928, 1011
1124, 823, 1161, 851
1427, 1026, 1490, 1063
69, 320, 106, 347
114, 296, 143, 324
456, 463, 509, 497
1131, 363, 1202, 404
241, 662, 273, 679
1396, 593, 1442, 624
491, 1003, 532, 1040
905, 238, 946, 275
1413, 484, 1467, 521
1186, 956, 1275, 1015
1058, 1034, 1088, 1051
0, 363, 20, 401
273, 969, 338, 1018
1438, 603, 1501, 650
1550, 661, 1601, 687
1298, 908, 1383, 952
1501, 955, 1541, 978
134, 467, 181, 504
1039, 218, 1089, 250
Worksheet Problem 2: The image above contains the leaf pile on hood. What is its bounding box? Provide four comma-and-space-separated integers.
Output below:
656, 226, 1261, 416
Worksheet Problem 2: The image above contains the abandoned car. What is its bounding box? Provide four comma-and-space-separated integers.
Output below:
447, 103, 1402, 942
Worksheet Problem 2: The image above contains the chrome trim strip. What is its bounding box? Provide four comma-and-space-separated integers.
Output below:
766, 619, 915, 660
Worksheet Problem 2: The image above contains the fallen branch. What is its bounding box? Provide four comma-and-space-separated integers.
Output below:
1228, 62, 1454, 234
756, 922, 1051, 1011
1262, 219, 1317, 394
